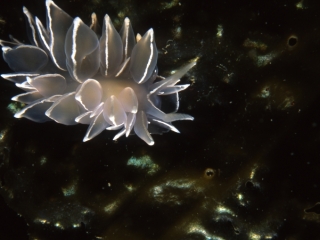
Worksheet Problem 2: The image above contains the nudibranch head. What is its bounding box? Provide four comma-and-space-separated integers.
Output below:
0, 0, 196, 145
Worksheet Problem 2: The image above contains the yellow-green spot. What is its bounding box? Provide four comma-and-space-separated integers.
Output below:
127, 155, 160, 175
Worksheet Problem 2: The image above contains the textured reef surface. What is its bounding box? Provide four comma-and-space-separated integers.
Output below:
1, 0, 320, 239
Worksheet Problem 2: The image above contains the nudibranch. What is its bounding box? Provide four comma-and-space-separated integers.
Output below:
0, 0, 196, 145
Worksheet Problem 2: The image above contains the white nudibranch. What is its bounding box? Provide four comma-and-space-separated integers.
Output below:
0, 0, 196, 145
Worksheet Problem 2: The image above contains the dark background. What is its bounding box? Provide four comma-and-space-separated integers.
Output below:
0, 0, 320, 239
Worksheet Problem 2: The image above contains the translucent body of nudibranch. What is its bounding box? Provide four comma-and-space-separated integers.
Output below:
0, 0, 196, 145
